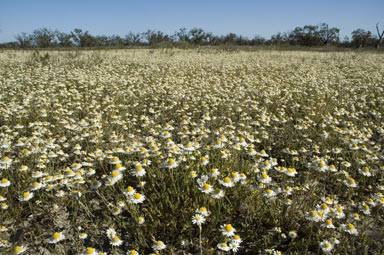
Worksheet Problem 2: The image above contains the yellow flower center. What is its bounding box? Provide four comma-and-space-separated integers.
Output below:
156, 241, 164, 246
130, 251, 137, 255
127, 186, 133, 192
201, 157, 207, 162
134, 193, 141, 199
53, 232, 61, 240
347, 224, 355, 230
262, 173, 268, 179
23, 192, 30, 198
1, 178, 8, 183
113, 236, 120, 242
324, 242, 330, 248
15, 246, 22, 252
224, 177, 231, 183
86, 247, 95, 254
221, 242, 228, 247
111, 171, 119, 178
326, 219, 332, 225
168, 158, 175, 165
136, 165, 143, 171
225, 224, 233, 232
203, 184, 210, 190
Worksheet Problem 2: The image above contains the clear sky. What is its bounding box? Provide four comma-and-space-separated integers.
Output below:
0, 0, 383, 43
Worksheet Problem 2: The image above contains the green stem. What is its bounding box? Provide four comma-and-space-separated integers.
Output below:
199, 225, 203, 255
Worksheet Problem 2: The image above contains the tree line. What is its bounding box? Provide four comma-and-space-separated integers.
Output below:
1, 23, 383, 49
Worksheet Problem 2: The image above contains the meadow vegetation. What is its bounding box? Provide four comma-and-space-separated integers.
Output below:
0, 49, 383, 254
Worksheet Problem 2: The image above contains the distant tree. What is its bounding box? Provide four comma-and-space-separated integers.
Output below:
251, 35, 266, 45
15, 32, 34, 48
109, 35, 124, 46
375, 23, 384, 49
286, 23, 339, 46
71, 28, 98, 47
142, 30, 171, 45
270, 32, 287, 46
204, 32, 219, 45
303, 25, 320, 46
96, 35, 110, 46
71, 28, 82, 45
32, 28, 56, 48
56, 32, 73, 47
317, 23, 340, 45
0, 41, 19, 48
125, 32, 142, 45
223, 33, 238, 44
288, 27, 304, 45
188, 28, 207, 44
340, 36, 351, 47
174, 28, 190, 42
235, 35, 247, 45
351, 29, 375, 48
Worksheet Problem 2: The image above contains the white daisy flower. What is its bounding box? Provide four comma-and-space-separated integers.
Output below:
48, 232, 65, 244
152, 240, 166, 251
341, 223, 358, 235
320, 240, 334, 253
130, 193, 145, 204
220, 224, 236, 237
19, 192, 34, 202
217, 242, 232, 251
192, 214, 206, 226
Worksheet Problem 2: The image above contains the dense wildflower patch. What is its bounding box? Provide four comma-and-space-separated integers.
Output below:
0, 49, 383, 254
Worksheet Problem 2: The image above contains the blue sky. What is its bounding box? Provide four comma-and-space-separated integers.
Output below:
0, 0, 383, 43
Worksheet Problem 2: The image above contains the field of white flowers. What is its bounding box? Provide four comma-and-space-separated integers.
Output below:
0, 49, 383, 255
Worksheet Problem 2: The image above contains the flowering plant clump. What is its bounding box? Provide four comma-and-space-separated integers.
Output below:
0, 49, 383, 254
